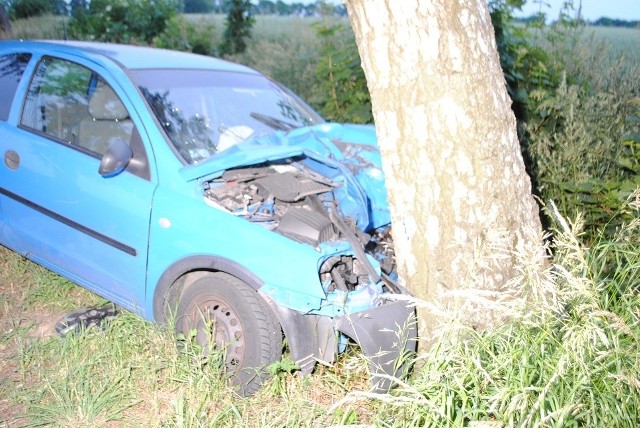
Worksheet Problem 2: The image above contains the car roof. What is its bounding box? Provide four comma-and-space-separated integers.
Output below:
0, 40, 258, 74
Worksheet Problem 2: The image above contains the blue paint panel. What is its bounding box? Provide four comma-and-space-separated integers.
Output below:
0, 125, 155, 313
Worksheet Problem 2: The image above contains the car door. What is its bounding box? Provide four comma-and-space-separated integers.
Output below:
0, 54, 156, 313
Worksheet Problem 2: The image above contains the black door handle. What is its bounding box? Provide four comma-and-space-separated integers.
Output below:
4, 150, 20, 170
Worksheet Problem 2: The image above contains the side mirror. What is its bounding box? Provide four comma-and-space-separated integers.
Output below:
99, 138, 133, 177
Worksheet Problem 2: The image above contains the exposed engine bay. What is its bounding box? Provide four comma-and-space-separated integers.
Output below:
203, 162, 396, 293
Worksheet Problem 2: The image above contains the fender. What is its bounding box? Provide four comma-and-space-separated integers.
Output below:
334, 300, 417, 392
152, 254, 336, 378
152, 254, 264, 323
259, 293, 336, 376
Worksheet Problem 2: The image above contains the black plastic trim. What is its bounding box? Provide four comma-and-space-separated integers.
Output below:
0, 186, 137, 256
153, 255, 265, 323
335, 299, 417, 392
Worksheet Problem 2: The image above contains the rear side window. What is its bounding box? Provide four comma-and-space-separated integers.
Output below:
0, 53, 31, 121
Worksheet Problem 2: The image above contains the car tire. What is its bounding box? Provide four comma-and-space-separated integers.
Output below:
176, 272, 282, 396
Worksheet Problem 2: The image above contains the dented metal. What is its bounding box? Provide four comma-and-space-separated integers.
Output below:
197, 124, 416, 385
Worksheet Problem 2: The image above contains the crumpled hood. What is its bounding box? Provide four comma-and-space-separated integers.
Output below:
181, 123, 391, 229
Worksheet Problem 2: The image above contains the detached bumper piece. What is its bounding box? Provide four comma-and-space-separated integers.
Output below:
335, 299, 417, 392
265, 294, 417, 391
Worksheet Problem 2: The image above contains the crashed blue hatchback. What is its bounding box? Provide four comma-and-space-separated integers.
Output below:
0, 40, 416, 395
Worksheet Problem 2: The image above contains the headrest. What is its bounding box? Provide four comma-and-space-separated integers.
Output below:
88, 82, 129, 121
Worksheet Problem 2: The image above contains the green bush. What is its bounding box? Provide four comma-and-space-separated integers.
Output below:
310, 22, 372, 124
10, 0, 52, 19
67, 0, 217, 56
521, 19, 640, 239
154, 15, 218, 56
490, 0, 558, 123
68, 0, 180, 45
219, 0, 254, 56
525, 80, 639, 237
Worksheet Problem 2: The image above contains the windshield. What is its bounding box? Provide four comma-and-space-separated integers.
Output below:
133, 69, 324, 164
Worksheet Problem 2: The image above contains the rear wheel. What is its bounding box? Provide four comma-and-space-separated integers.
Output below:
176, 272, 282, 396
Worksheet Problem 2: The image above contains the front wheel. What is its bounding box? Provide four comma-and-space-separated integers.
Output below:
176, 272, 282, 396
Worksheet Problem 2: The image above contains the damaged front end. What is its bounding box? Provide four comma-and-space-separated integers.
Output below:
199, 124, 417, 390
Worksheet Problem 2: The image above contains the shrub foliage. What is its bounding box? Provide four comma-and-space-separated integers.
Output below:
311, 22, 372, 124
219, 0, 254, 56
9, 0, 52, 19
68, 0, 180, 44
67, 0, 217, 55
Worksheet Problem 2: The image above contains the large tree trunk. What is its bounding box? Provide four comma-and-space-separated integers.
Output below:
345, 0, 542, 340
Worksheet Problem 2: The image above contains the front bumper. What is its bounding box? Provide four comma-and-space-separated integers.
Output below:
264, 294, 417, 392
334, 298, 417, 392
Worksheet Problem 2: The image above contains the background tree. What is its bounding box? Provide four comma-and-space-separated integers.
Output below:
219, 0, 254, 55
183, 0, 214, 14
312, 23, 371, 123
344, 0, 543, 338
9, 0, 52, 19
0, 4, 11, 35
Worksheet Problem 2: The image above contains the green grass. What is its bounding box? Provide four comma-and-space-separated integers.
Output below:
0, 247, 377, 426
4, 14, 69, 39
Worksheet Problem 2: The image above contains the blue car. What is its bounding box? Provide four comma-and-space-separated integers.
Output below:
0, 40, 416, 395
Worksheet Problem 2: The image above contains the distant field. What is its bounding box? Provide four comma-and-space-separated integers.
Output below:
521, 24, 639, 96
5, 13, 638, 41
3, 15, 636, 106
2, 13, 345, 102
183, 13, 343, 38
526, 24, 640, 59
572, 26, 639, 95
4, 13, 344, 43
4, 14, 68, 39
586, 25, 640, 57
6, 15, 635, 64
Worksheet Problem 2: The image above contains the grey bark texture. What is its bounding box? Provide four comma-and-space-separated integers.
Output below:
345, 0, 543, 340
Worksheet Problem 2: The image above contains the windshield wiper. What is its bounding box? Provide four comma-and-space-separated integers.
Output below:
250, 112, 296, 131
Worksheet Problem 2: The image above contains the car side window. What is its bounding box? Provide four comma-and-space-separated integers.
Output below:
20, 57, 135, 157
0, 53, 32, 121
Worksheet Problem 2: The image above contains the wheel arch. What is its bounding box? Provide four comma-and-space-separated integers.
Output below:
152, 255, 265, 324
152, 254, 330, 379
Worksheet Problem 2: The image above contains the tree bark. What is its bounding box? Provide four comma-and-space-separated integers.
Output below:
344, 0, 542, 340
0, 5, 11, 37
